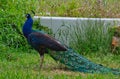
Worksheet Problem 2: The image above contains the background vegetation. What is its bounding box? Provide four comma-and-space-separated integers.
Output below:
0, 0, 120, 79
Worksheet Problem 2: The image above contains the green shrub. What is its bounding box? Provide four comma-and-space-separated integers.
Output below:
0, 0, 36, 48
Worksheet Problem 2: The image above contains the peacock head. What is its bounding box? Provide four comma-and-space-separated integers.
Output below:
25, 14, 31, 19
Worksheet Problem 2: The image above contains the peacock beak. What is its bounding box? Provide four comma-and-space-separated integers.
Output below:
25, 14, 28, 18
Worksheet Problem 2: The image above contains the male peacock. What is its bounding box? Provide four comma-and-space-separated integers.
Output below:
22, 14, 120, 75
22, 14, 67, 68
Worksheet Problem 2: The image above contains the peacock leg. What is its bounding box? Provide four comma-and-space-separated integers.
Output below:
38, 47, 45, 70
40, 55, 44, 69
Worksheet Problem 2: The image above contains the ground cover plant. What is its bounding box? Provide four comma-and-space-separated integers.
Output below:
0, 0, 120, 79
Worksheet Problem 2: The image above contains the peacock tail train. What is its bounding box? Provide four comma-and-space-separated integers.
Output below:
49, 48, 120, 75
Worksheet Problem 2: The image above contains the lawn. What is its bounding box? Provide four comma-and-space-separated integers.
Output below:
0, 45, 120, 79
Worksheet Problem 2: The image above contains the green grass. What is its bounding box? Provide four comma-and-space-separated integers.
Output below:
0, 46, 120, 79
56, 20, 119, 54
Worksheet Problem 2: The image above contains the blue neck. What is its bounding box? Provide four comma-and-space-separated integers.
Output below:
22, 17, 33, 38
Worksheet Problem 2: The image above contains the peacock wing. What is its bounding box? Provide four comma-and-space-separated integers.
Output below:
28, 31, 67, 51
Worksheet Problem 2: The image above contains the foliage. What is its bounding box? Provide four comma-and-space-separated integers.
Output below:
56, 20, 117, 54
36, 0, 120, 18
0, 0, 53, 49
0, 0, 120, 48
0, 0, 36, 48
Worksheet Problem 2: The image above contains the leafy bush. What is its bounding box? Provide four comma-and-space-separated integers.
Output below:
0, 0, 36, 48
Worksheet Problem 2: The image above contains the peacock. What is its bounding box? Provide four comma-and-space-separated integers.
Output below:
22, 14, 120, 75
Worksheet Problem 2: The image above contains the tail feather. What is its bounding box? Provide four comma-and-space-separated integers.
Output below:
49, 48, 120, 75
